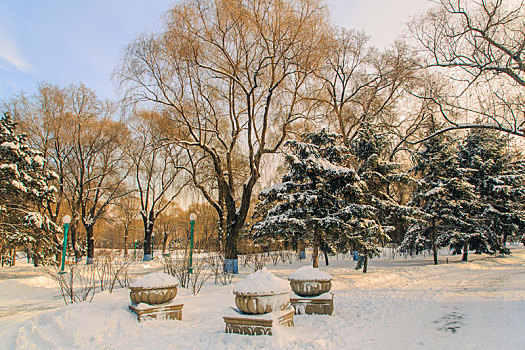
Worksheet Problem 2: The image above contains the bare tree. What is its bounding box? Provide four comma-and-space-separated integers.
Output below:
115, 195, 139, 255
125, 110, 188, 260
117, 0, 330, 267
64, 85, 131, 264
316, 29, 415, 143
410, 0, 525, 140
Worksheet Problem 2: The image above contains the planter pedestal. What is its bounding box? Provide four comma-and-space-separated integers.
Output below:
290, 292, 333, 315
129, 301, 184, 322
223, 306, 294, 336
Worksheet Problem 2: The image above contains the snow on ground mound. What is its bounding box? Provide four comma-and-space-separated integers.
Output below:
130, 272, 178, 289
233, 267, 291, 295
288, 266, 332, 281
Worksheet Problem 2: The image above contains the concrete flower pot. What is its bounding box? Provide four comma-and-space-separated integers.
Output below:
232, 267, 292, 314
288, 266, 333, 297
129, 285, 178, 305
288, 280, 332, 297
234, 292, 290, 314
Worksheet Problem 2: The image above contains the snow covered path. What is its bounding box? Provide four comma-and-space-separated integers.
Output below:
1, 247, 524, 349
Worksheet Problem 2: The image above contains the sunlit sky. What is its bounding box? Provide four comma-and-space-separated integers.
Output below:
0, 0, 431, 102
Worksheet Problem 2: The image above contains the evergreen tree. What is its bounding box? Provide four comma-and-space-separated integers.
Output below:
458, 129, 525, 254
349, 123, 420, 270
253, 129, 387, 270
0, 113, 60, 266
402, 133, 482, 263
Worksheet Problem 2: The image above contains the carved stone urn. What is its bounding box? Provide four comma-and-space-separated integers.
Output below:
129, 272, 179, 305
233, 267, 291, 314
288, 266, 332, 297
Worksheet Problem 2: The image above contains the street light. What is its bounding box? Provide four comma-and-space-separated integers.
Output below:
189, 213, 196, 274
134, 239, 138, 259
59, 215, 71, 274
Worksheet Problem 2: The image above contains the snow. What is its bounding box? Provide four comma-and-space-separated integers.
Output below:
309, 156, 351, 174
25, 212, 46, 228
129, 272, 178, 289
259, 182, 290, 195
1, 141, 19, 150
11, 179, 27, 192
1, 247, 525, 349
233, 267, 291, 295
0, 163, 18, 172
288, 266, 332, 281
33, 155, 45, 167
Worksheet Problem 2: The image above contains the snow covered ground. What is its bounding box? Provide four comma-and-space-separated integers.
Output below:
1, 246, 524, 349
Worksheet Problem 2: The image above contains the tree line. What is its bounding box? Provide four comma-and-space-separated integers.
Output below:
1, 0, 524, 269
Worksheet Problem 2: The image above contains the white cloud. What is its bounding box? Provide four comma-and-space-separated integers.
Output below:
0, 28, 33, 73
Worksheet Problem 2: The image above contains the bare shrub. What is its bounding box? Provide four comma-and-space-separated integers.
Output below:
94, 250, 133, 292
163, 249, 191, 288
46, 264, 97, 305
46, 251, 132, 305
204, 252, 233, 285
189, 259, 211, 295
250, 251, 270, 271
163, 248, 211, 295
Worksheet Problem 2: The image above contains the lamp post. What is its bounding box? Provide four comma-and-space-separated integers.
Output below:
134, 239, 138, 259
189, 213, 196, 274
59, 215, 71, 274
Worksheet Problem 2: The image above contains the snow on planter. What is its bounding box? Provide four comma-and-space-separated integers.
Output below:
233, 267, 291, 314
288, 266, 332, 281
129, 272, 179, 305
288, 266, 332, 297
130, 272, 178, 289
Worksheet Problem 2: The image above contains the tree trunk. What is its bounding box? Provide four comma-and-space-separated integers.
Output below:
162, 230, 169, 255
433, 244, 438, 265
363, 255, 368, 273
461, 241, 469, 262
70, 221, 81, 262
432, 218, 438, 265
502, 233, 508, 253
11, 248, 16, 266
224, 226, 238, 260
312, 241, 319, 268
86, 225, 95, 265
142, 214, 155, 261
324, 251, 329, 266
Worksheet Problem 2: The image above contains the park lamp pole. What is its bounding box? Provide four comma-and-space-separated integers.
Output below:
59, 215, 71, 274
189, 213, 196, 274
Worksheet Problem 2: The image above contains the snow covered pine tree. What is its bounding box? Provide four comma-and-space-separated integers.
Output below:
0, 113, 60, 266
349, 123, 423, 270
402, 133, 481, 263
253, 129, 387, 272
458, 129, 525, 254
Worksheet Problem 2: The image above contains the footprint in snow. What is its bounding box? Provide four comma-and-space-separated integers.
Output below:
433, 310, 465, 334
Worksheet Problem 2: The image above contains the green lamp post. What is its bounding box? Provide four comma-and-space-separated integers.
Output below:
59, 215, 71, 274
189, 213, 196, 274
134, 239, 138, 259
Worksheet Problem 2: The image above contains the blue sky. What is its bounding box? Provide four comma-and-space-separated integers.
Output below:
0, 0, 429, 102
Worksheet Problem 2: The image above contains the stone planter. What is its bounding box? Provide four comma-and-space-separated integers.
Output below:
130, 285, 178, 305
234, 292, 290, 314
288, 266, 333, 297
289, 279, 331, 297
